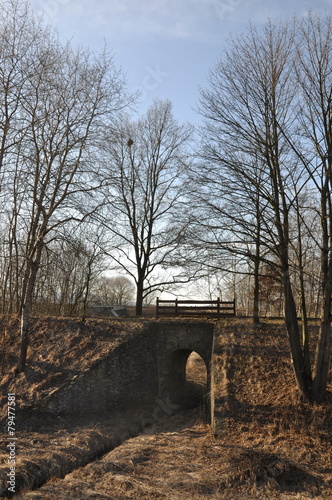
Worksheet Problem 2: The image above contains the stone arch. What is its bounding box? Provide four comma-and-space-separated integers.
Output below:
158, 348, 210, 418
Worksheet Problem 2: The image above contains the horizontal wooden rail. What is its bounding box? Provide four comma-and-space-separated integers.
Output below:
156, 298, 236, 319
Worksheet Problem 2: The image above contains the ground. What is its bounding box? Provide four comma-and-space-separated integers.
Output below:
0, 316, 331, 499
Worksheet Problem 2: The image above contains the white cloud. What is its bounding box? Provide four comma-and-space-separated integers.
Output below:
31, 0, 225, 42
30, 0, 332, 47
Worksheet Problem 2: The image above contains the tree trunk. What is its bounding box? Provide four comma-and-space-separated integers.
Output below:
135, 278, 144, 316
296, 202, 312, 383
253, 196, 261, 324
312, 280, 332, 402
81, 264, 92, 322
282, 271, 312, 401
299, 273, 312, 383
312, 186, 332, 402
313, 321, 331, 402
253, 242, 260, 324
17, 248, 43, 372
253, 261, 260, 324
17, 304, 30, 373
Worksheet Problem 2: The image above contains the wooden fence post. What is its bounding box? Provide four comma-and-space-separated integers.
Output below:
175, 298, 178, 316
217, 297, 220, 318
156, 297, 159, 319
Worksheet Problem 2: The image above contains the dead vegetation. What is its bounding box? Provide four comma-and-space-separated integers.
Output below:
0, 316, 144, 410
0, 317, 331, 499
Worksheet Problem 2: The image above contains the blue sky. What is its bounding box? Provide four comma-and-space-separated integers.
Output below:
29, 0, 332, 126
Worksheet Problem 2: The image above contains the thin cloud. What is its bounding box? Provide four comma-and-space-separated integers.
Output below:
31, 0, 332, 42
32, 0, 229, 42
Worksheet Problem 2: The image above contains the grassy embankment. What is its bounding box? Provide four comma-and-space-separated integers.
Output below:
0, 316, 331, 499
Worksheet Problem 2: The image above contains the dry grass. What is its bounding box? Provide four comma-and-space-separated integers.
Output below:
13, 410, 328, 499
0, 316, 144, 410
0, 317, 331, 499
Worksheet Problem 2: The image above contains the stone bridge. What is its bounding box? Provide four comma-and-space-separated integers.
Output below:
42, 321, 215, 424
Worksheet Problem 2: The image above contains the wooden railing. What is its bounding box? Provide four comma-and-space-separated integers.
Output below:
156, 298, 236, 319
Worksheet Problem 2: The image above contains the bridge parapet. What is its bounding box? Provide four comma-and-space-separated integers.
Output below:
156, 298, 236, 318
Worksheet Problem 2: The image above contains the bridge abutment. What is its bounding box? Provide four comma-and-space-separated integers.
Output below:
153, 322, 214, 420
38, 320, 216, 425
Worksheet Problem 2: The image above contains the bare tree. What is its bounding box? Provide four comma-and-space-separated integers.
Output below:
189, 152, 269, 323
293, 13, 332, 401
0, 1, 37, 315
0, 1, 130, 372
90, 275, 135, 306
197, 19, 317, 400
101, 99, 193, 315
0, 1, 29, 180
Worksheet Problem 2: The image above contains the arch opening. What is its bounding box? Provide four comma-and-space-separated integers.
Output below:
159, 349, 208, 414
185, 351, 208, 409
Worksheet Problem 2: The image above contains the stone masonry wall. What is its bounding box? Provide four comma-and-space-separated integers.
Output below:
41, 327, 159, 415
38, 321, 215, 419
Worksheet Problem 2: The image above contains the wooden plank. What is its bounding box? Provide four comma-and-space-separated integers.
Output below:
155, 297, 236, 318
157, 299, 219, 304
157, 299, 234, 304
178, 305, 217, 311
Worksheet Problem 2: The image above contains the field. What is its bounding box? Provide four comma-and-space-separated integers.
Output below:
0, 316, 331, 499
